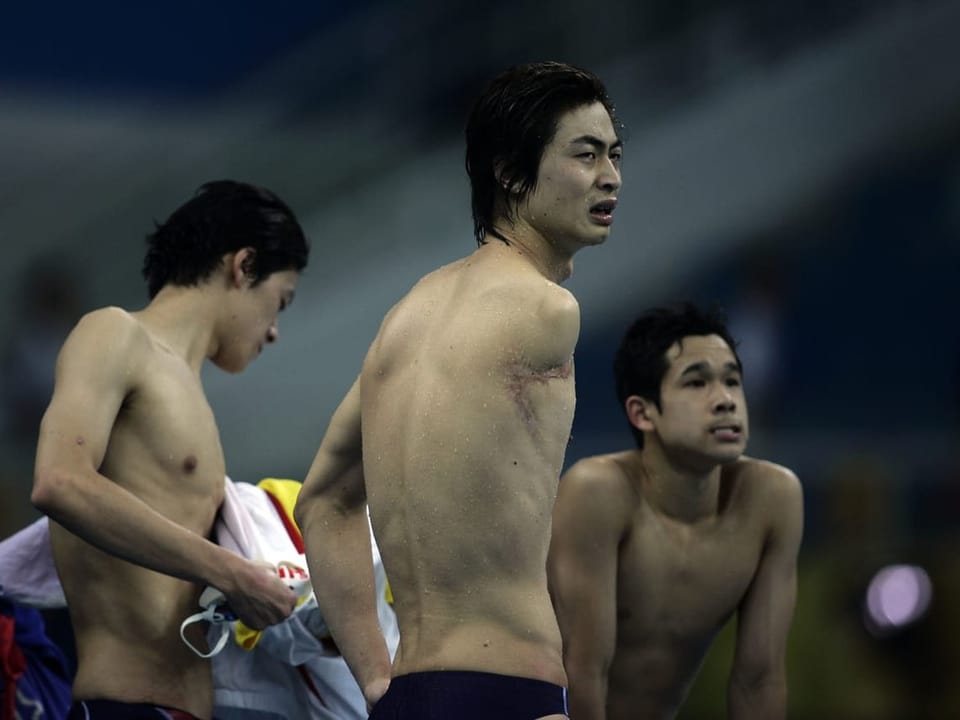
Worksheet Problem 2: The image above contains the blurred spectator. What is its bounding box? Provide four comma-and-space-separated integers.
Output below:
1, 256, 84, 444
0, 255, 85, 538
725, 250, 786, 428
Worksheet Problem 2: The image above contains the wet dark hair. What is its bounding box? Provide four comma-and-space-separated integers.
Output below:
142, 180, 310, 298
465, 61, 618, 245
614, 303, 742, 448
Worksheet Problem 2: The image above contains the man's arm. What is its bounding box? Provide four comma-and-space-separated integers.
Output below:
728, 466, 804, 720
294, 375, 391, 708
31, 309, 294, 629
548, 459, 625, 720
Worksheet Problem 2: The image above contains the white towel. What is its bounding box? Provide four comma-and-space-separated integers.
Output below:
0, 478, 399, 720
0, 517, 65, 609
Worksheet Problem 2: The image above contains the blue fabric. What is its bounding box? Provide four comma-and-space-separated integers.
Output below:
368, 670, 568, 720
1, 598, 72, 720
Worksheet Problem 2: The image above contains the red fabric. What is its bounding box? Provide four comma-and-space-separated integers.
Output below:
264, 491, 305, 553
0, 615, 26, 720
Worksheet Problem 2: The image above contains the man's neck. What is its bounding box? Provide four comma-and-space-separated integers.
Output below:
633, 445, 723, 524
136, 287, 219, 373
487, 222, 574, 284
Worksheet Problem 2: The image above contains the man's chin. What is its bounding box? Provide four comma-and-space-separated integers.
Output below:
211, 355, 250, 374
715, 446, 747, 464
582, 229, 610, 245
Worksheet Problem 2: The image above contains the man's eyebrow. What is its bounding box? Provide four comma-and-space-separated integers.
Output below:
679, 360, 741, 377
679, 361, 708, 377
569, 134, 623, 151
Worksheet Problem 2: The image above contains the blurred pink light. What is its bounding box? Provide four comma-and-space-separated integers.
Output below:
864, 564, 932, 634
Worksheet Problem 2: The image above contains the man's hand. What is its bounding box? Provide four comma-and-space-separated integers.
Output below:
221, 560, 297, 630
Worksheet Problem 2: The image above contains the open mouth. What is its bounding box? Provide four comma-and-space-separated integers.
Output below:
709, 423, 743, 441
589, 199, 617, 225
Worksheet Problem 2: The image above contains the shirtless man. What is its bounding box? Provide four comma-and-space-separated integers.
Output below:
294, 62, 622, 719
31, 180, 309, 720
548, 303, 803, 720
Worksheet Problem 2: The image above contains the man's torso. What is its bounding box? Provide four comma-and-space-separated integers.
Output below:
361, 247, 578, 684
605, 455, 773, 719
50, 309, 226, 715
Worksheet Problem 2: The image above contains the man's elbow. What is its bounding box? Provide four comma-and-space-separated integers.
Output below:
292, 491, 314, 532
729, 663, 786, 710
293, 481, 334, 532
31, 466, 72, 515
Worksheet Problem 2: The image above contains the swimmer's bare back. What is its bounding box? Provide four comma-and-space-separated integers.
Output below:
362, 242, 578, 686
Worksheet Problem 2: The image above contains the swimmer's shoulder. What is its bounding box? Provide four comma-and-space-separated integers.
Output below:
477, 270, 580, 360
559, 451, 639, 521
51, 308, 156, 400
534, 278, 579, 331
365, 265, 462, 369
62, 306, 151, 359
488, 260, 579, 314
370, 271, 443, 349
725, 456, 803, 520
728, 456, 800, 491
381, 259, 465, 318
565, 450, 638, 484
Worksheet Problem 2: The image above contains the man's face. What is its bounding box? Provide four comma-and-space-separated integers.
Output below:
648, 334, 749, 467
517, 101, 622, 250
214, 269, 299, 373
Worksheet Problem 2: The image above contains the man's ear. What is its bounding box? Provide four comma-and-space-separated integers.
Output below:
494, 160, 520, 195
229, 247, 257, 288
625, 395, 657, 434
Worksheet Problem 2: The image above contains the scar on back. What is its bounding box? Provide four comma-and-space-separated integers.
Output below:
538, 362, 573, 381
75, 436, 85, 445
506, 360, 574, 426
508, 359, 573, 385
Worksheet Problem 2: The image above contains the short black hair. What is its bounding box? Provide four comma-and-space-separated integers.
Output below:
465, 61, 618, 245
614, 303, 741, 448
143, 180, 310, 298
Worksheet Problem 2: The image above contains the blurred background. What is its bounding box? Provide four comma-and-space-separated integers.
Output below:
1, 0, 957, 717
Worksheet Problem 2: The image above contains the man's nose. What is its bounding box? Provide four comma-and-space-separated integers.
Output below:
598, 157, 621, 192
713, 390, 736, 413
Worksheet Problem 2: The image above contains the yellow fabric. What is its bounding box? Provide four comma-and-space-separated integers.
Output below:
234, 478, 304, 651
253, 476, 394, 604
231, 476, 394, 651
257, 478, 303, 525
235, 620, 261, 651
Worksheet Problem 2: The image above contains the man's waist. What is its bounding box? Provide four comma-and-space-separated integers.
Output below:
72, 658, 213, 719
394, 611, 563, 670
